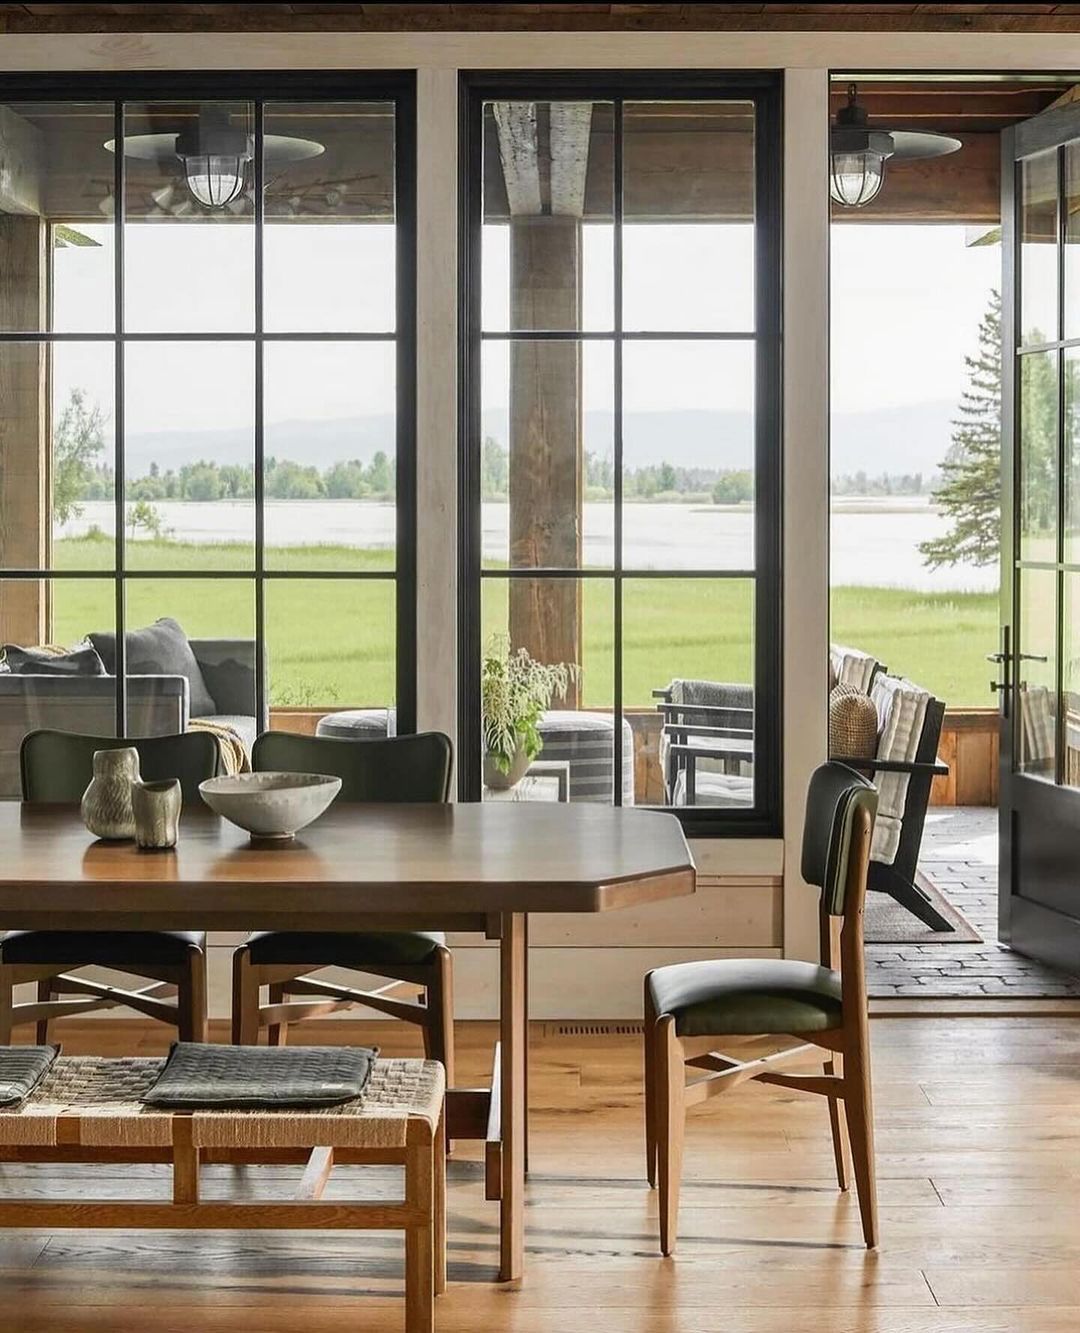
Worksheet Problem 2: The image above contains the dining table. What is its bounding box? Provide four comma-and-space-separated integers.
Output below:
0, 798, 696, 1281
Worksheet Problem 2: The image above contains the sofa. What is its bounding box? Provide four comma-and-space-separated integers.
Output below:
0, 637, 258, 798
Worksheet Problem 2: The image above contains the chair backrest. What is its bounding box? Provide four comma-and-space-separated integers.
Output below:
253, 730, 453, 803
800, 761, 879, 918
20, 729, 220, 805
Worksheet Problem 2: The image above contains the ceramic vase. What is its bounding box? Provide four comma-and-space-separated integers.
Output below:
483, 741, 531, 791
131, 777, 182, 850
81, 747, 140, 841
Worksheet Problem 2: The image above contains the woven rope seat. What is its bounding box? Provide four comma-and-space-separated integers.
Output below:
0, 1056, 445, 1151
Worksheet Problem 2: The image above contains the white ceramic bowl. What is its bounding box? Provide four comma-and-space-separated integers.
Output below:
199, 771, 342, 839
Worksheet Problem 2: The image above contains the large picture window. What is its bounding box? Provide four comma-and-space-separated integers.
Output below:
0, 75, 415, 795
460, 74, 781, 833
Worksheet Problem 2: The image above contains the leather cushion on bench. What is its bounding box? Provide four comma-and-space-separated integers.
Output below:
142, 1042, 378, 1108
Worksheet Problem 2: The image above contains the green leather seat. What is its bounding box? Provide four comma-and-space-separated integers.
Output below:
245, 929, 444, 967
647, 958, 843, 1038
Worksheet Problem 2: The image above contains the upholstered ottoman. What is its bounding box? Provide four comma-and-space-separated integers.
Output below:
316, 707, 397, 740
536, 710, 636, 804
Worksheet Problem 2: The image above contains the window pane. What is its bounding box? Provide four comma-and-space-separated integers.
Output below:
121, 578, 255, 734
480, 576, 619, 803
0, 103, 115, 334
264, 101, 395, 333
1016, 566, 1057, 780
623, 577, 754, 808
482, 101, 614, 332
263, 341, 395, 570
123, 101, 255, 333
1020, 148, 1058, 349
622, 341, 754, 570
1019, 348, 1058, 563
267, 578, 394, 717
623, 101, 755, 332
481, 339, 613, 569
1066, 347, 1080, 565
1066, 143, 1080, 344
0, 342, 116, 571
0, 578, 117, 797
124, 341, 254, 569
1064, 573, 1080, 788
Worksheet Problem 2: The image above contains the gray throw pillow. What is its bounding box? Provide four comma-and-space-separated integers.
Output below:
90, 618, 216, 717
1, 642, 107, 677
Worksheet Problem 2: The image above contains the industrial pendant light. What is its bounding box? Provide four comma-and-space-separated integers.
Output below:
829, 83, 963, 210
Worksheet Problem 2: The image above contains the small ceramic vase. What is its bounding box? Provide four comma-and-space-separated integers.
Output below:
131, 777, 182, 850
81, 747, 140, 841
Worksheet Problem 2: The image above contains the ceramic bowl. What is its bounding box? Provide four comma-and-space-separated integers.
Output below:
199, 771, 342, 839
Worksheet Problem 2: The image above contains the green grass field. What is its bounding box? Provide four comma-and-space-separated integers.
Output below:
47, 537, 999, 708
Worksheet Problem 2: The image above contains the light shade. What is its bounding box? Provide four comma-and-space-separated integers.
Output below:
180, 153, 248, 208
830, 150, 888, 208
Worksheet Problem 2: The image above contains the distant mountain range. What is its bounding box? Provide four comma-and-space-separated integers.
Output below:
125, 398, 959, 479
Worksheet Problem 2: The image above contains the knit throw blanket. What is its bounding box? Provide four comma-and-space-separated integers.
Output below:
188, 719, 251, 775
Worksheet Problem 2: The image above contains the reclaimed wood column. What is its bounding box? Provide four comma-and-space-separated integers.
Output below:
508, 214, 582, 702
0, 215, 47, 645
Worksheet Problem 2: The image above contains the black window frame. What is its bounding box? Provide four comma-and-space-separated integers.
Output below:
0, 69, 417, 736
458, 69, 783, 836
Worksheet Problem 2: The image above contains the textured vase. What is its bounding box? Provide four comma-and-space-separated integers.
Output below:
81, 747, 140, 841
131, 777, 182, 850
483, 742, 531, 791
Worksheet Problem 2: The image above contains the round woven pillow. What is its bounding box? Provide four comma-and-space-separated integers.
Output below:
829, 684, 878, 760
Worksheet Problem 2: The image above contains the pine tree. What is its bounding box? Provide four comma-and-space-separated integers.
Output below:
919, 291, 1003, 570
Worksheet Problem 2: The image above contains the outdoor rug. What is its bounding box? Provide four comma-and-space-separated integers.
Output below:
863, 870, 982, 944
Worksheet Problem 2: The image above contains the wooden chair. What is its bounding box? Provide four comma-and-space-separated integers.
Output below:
6, 728, 219, 1045
231, 731, 456, 1086
644, 760, 880, 1254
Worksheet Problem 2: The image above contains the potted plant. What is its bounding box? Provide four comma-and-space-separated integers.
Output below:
481, 638, 574, 791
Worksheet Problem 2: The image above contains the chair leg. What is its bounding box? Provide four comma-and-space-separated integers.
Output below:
232, 947, 260, 1045
644, 975, 658, 1189
843, 1034, 879, 1249
825, 1054, 849, 1192
178, 949, 208, 1044
35, 979, 56, 1047
656, 1014, 685, 1257
424, 947, 455, 1091
0, 967, 14, 1046
267, 983, 288, 1047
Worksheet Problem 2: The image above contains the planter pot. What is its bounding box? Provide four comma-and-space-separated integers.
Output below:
81, 747, 140, 841
483, 743, 532, 791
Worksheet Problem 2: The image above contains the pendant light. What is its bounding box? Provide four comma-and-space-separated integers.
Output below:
830, 83, 962, 210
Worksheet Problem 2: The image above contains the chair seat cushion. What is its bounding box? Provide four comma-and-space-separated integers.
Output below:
0, 930, 206, 968
244, 930, 445, 968
648, 958, 843, 1037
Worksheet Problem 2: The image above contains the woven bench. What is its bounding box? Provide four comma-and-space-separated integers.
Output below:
0, 1055, 446, 1333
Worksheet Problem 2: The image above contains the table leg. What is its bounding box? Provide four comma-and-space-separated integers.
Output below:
499, 911, 526, 1282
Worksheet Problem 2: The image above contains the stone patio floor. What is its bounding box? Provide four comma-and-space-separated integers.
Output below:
867, 805, 1080, 999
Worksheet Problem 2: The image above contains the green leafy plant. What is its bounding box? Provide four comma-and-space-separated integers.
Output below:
481, 637, 574, 774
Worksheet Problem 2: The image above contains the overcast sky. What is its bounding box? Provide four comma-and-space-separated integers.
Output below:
50, 219, 1000, 440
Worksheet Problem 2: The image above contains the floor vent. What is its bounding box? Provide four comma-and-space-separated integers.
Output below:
549, 1021, 644, 1037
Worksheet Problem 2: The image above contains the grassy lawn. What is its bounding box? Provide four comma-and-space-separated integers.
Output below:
46, 538, 999, 708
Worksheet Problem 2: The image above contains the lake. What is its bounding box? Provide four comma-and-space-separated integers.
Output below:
59, 496, 998, 594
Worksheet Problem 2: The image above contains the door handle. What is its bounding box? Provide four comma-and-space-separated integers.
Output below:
1018, 653, 1048, 663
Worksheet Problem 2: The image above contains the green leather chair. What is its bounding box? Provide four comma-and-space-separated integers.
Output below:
231, 731, 455, 1085
644, 761, 880, 1254
7, 728, 220, 1045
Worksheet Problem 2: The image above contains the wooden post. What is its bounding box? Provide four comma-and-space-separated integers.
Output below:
0, 215, 47, 646
507, 214, 583, 702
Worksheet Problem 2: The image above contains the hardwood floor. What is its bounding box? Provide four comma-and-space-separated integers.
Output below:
1, 1015, 1079, 1331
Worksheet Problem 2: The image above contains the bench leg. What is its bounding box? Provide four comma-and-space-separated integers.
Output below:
405, 1131, 435, 1333
434, 1111, 446, 1296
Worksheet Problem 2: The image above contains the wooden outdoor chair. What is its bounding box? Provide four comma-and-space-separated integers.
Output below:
644, 761, 880, 1254
5, 729, 219, 1044
231, 731, 455, 1087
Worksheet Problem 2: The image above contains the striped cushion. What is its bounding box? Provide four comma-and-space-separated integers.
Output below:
869, 673, 930, 865
533, 710, 635, 804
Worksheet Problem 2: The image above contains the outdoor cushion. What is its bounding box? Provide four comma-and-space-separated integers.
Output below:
90, 618, 216, 717
316, 708, 397, 740
244, 930, 445, 968
671, 769, 753, 807
648, 958, 843, 1037
830, 644, 879, 694
1, 642, 106, 677
0, 1046, 58, 1107
142, 1042, 377, 1109
535, 710, 635, 804
870, 673, 930, 865
0, 930, 205, 968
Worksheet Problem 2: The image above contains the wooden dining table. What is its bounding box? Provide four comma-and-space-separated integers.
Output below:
0, 799, 695, 1281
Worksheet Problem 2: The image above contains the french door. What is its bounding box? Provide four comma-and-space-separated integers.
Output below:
999, 101, 1080, 970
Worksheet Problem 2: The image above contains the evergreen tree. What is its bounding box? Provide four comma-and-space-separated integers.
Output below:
919, 291, 1003, 570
